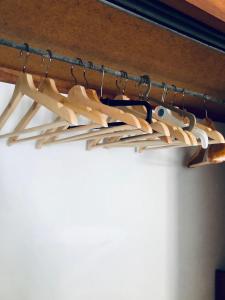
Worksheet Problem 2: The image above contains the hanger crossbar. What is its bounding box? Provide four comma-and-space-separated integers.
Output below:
0, 38, 224, 105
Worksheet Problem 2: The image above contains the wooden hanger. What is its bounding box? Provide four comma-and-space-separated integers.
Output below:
7, 102, 42, 145
187, 144, 225, 168
154, 107, 202, 146
116, 106, 191, 154
6, 76, 76, 145
0, 119, 69, 140
44, 124, 138, 146
41, 78, 108, 126
188, 118, 225, 167
5, 123, 102, 144
88, 91, 154, 147
0, 73, 77, 131
170, 111, 224, 144
33, 79, 108, 148
7, 77, 109, 147
35, 117, 68, 149
82, 90, 154, 148
197, 122, 224, 143
113, 93, 152, 133
40, 83, 149, 148
87, 132, 164, 150
83, 89, 142, 129
115, 103, 173, 138
123, 107, 190, 145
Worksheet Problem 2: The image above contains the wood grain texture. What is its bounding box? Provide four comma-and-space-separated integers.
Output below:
0, 0, 224, 120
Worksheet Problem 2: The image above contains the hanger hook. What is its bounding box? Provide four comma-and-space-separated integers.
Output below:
179, 88, 186, 119
203, 94, 208, 119
170, 84, 177, 106
76, 57, 89, 88
84, 61, 94, 89
20, 43, 30, 73
116, 70, 128, 94
161, 82, 168, 103
42, 49, 52, 78
100, 65, 105, 98
70, 65, 78, 85
138, 75, 151, 99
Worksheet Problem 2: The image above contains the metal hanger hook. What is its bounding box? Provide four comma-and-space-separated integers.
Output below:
84, 61, 94, 89
138, 75, 151, 99
70, 65, 78, 85
42, 49, 52, 78
77, 57, 89, 88
180, 88, 186, 119
161, 82, 168, 103
20, 43, 30, 73
100, 65, 105, 98
116, 70, 128, 95
171, 84, 177, 106
203, 94, 208, 119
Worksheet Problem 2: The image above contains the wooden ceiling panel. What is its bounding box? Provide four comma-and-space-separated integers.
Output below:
161, 0, 225, 33
0, 0, 224, 120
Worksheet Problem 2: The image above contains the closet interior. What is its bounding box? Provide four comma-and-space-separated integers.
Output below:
1, 2, 225, 300
0, 0, 225, 168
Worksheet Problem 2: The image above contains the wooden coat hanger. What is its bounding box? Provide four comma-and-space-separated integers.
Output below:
113, 93, 152, 133
4, 51, 108, 146
170, 102, 224, 144
113, 78, 194, 147
7, 77, 110, 147
103, 76, 169, 147
188, 115, 225, 167
85, 89, 149, 148
81, 71, 153, 148
80, 88, 142, 129
187, 144, 225, 168
0, 72, 77, 130
34, 78, 108, 148
44, 124, 137, 146
6, 48, 77, 145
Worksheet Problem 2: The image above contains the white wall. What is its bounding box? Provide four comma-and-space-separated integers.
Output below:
0, 82, 225, 300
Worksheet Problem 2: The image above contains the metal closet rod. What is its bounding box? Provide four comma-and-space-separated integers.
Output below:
0, 38, 224, 105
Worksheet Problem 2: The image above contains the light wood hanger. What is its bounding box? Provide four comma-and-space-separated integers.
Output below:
6, 76, 77, 145
88, 92, 153, 147
35, 117, 68, 149
42, 78, 108, 126
197, 122, 224, 143
7, 77, 109, 146
153, 108, 200, 146
36, 78, 110, 148
187, 144, 225, 168
188, 118, 225, 167
44, 125, 137, 146
0, 119, 69, 140
102, 93, 169, 147
82, 90, 154, 148
7, 102, 41, 145
113, 93, 152, 133
170, 111, 224, 144
6, 123, 101, 144
87, 132, 164, 150
120, 107, 190, 145
0, 73, 77, 130
84, 89, 142, 129
38, 85, 146, 148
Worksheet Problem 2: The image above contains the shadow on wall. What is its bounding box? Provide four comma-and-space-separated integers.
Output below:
176, 147, 225, 300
